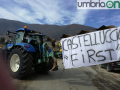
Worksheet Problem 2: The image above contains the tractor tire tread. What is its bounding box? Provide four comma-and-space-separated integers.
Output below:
8, 46, 33, 79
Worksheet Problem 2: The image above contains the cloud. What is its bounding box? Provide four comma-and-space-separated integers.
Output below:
97, 13, 120, 24
0, 6, 41, 24
69, 10, 89, 25
0, 0, 89, 25
97, 17, 107, 23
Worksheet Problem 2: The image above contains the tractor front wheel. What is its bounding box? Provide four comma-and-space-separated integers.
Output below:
8, 47, 33, 79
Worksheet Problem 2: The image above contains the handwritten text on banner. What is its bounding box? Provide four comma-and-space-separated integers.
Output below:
61, 27, 120, 69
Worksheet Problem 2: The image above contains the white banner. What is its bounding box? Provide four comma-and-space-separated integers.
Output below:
61, 27, 120, 69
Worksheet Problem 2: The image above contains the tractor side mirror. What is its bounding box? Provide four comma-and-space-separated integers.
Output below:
6, 31, 10, 35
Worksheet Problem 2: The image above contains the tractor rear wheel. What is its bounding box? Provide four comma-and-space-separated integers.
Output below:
8, 47, 33, 79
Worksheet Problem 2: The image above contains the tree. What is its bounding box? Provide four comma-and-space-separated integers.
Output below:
0, 37, 5, 44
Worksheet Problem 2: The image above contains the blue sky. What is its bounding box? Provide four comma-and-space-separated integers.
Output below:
0, 0, 119, 28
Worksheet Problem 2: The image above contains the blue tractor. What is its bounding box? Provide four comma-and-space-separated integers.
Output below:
4, 26, 61, 79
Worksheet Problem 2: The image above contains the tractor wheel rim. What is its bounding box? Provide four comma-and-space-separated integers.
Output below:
10, 54, 20, 72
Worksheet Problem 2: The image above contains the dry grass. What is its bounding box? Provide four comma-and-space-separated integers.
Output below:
0, 44, 6, 49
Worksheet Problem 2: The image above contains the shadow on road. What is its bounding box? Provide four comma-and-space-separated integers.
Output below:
24, 67, 96, 87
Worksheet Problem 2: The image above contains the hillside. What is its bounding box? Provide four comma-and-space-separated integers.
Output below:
0, 19, 96, 40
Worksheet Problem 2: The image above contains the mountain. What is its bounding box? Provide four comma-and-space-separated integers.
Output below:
0, 19, 96, 40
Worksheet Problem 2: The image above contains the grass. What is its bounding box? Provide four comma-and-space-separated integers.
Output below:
0, 44, 6, 49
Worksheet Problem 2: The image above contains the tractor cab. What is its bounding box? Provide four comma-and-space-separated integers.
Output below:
6, 26, 51, 52
15, 26, 44, 44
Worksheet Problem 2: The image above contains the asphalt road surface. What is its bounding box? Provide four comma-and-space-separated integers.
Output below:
13, 59, 120, 90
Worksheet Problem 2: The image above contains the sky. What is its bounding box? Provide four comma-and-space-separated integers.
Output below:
0, 0, 120, 28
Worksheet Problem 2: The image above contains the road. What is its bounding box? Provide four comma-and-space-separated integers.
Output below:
13, 59, 120, 90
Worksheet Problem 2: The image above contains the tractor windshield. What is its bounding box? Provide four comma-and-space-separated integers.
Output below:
30, 35, 43, 45
14, 31, 24, 44
35, 36, 41, 44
